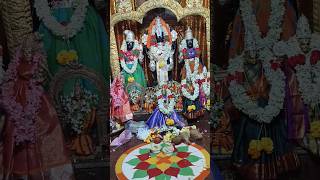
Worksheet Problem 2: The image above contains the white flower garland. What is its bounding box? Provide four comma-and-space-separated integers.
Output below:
276, 34, 320, 106
181, 79, 200, 101
185, 57, 200, 81
289, 36, 320, 106
202, 81, 210, 97
240, 0, 285, 50
60, 89, 98, 134
34, 0, 89, 39
156, 88, 176, 115
228, 49, 286, 123
119, 40, 142, 74
295, 60, 320, 106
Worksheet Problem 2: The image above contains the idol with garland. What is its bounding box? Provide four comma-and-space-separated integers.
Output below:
225, 30, 299, 179
146, 83, 185, 129
274, 15, 320, 155
1, 34, 74, 179
142, 16, 177, 85
179, 27, 209, 102
225, 0, 301, 177
179, 27, 206, 81
179, 27, 208, 119
36, 0, 108, 94
119, 30, 147, 90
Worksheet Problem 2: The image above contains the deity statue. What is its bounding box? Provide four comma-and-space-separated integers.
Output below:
224, 0, 300, 178
37, 0, 108, 94
111, 75, 133, 124
119, 30, 147, 90
146, 83, 185, 129
142, 16, 177, 85
60, 80, 98, 156
274, 15, 320, 156
179, 27, 206, 81
0, 34, 74, 179
179, 27, 207, 120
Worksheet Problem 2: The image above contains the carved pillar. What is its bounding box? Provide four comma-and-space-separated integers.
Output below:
0, 0, 33, 57
110, 27, 120, 77
313, 0, 320, 32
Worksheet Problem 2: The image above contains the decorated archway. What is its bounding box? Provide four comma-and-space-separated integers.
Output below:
110, 0, 210, 77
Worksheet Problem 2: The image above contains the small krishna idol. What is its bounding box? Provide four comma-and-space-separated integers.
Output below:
146, 82, 185, 129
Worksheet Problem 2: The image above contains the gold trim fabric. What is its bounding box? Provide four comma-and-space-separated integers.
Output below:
0, 0, 33, 57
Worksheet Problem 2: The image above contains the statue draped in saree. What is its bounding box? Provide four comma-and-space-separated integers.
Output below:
179, 27, 208, 119
119, 30, 147, 91
146, 83, 185, 129
0, 34, 74, 179
224, 0, 301, 179
274, 15, 320, 156
38, 0, 108, 94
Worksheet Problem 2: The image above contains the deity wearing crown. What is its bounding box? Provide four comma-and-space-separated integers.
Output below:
142, 16, 177, 85
273, 15, 320, 156
119, 30, 147, 91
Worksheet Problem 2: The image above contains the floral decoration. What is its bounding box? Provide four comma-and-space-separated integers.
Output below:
1, 49, 44, 145
60, 88, 98, 134
227, 49, 286, 123
34, 0, 89, 39
57, 50, 78, 65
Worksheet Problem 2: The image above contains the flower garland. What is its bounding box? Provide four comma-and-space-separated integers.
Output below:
119, 40, 142, 75
185, 57, 200, 81
227, 49, 286, 123
34, 0, 89, 39
181, 79, 200, 101
60, 89, 98, 134
280, 35, 320, 106
294, 49, 320, 106
248, 137, 274, 159
240, 0, 285, 49
1, 49, 43, 145
146, 17, 172, 48
201, 81, 210, 97
156, 86, 176, 115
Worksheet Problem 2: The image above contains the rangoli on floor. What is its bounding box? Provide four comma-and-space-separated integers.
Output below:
115, 143, 210, 180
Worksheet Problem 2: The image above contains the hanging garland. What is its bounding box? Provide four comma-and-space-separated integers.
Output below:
156, 86, 176, 115
201, 81, 210, 97
274, 35, 320, 107
1, 49, 43, 145
286, 37, 320, 106
181, 79, 200, 101
227, 49, 286, 123
34, 0, 89, 39
240, 0, 285, 49
185, 57, 200, 81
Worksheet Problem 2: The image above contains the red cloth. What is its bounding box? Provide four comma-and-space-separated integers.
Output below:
3, 60, 72, 177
